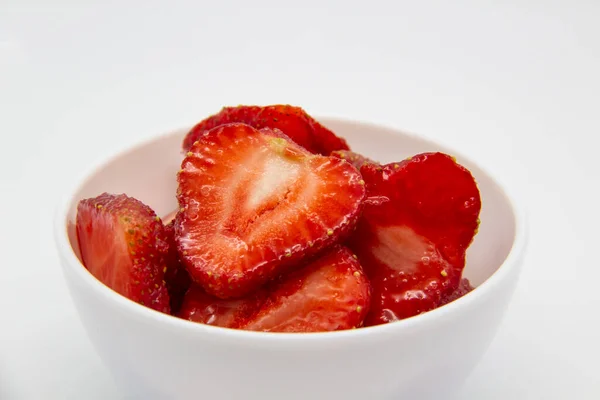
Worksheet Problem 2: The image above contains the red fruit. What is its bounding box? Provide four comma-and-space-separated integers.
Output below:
179, 246, 371, 332
347, 153, 481, 325
182, 104, 350, 155
182, 106, 261, 151
439, 278, 474, 306
253, 105, 315, 152
176, 123, 366, 298
245, 246, 371, 332
163, 218, 191, 313
178, 285, 266, 329
309, 118, 351, 156
76, 193, 170, 313
330, 150, 379, 170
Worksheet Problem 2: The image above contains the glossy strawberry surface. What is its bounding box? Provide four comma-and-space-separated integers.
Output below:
176, 123, 365, 298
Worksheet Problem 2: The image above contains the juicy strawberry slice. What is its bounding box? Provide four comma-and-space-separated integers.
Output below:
253, 105, 316, 152
179, 246, 371, 332
176, 123, 366, 299
178, 285, 267, 329
330, 150, 379, 170
181, 105, 261, 151
439, 278, 474, 306
244, 246, 371, 332
163, 218, 191, 313
182, 105, 350, 155
347, 153, 481, 325
76, 193, 170, 313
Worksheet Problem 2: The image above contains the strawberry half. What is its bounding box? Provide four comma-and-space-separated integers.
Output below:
176, 123, 366, 299
179, 246, 371, 332
182, 104, 350, 155
347, 153, 481, 325
163, 218, 191, 313
330, 150, 379, 170
75, 193, 170, 313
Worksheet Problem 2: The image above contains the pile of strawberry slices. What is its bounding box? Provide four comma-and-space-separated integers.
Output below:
75, 104, 481, 333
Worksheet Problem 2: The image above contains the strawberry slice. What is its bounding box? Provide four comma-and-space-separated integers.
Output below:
252, 105, 316, 152
178, 285, 267, 329
347, 153, 481, 325
176, 123, 366, 299
330, 150, 379, 170
439, 278, 474, 306
244, 246, 371, 332
182, 105, 261, 151
182, 104, 350, 155
76, 193, 170, 313
179, 246, 371, 332
163, 218, 191, 313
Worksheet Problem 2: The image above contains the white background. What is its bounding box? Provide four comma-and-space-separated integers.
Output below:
1, 1, 599, 399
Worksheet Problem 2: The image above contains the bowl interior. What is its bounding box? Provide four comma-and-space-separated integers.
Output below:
65, 118, 516, 288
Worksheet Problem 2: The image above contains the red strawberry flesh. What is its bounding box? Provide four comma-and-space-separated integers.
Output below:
330, 150, 379, 170
76, 193, 170, 313
176, 123, 366, 299
348, 153, 481, 325
439, 278, 474, 306
179, 246, 371, 332
178, 285, 266, 328
244, 246, 371, 332
163, 218, 191, 313
182, 105, 350, 155
309, 117, 351, 156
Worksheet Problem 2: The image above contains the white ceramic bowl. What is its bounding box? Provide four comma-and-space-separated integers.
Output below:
54, 118, 527, 400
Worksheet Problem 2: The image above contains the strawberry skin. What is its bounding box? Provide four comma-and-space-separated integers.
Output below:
76, 193, 170, 313
181, 106, 261, 151
347, 153, 481, 325
163, 218, 191, 314
309, 117, 352, 156
330, 150, 379, 170
253, 105, 315, 152
176, 123, 366, 299
178, 285, 267, 329
182, 105, 350, 155
439, 278, 474, 306
179, 246, 371, 332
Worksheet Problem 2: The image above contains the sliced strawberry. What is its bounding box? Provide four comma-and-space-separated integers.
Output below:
439, 278, 474, 306
76, 193, 170, 313
182, 104, 350, 155
244, 246, 371, 332
253, 105, 316, 152
347, 153, 481, 325
163, 218, 191, 313
179, 246, 371, 332
330, 150, 379, 170
178, 285, 267, 329
181, 105, 261, 151
176, 123, 366, 299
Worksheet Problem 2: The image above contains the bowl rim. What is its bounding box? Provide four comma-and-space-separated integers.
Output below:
53, 116, 528, 344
